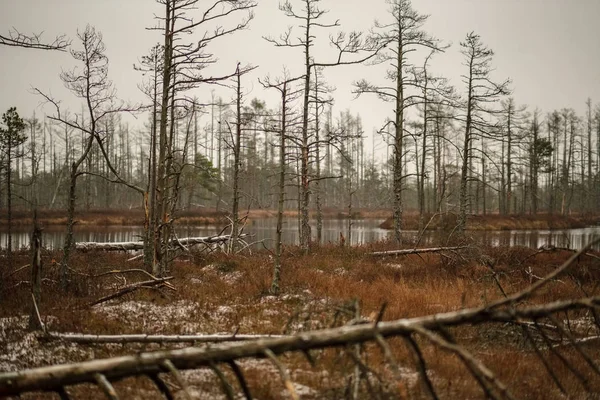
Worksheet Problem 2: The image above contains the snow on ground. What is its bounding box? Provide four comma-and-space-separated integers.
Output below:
0, 316, 94, 372
94, 300, 205, 333
0, 269, 416, 398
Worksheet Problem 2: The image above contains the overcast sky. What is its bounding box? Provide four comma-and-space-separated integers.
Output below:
1, 0, 599, 160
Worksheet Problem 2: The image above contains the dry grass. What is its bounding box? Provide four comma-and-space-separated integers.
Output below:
0, 208, 228, 228
1, 207, 394, 229
378, 212, 597, 231
1, 241, 599, 399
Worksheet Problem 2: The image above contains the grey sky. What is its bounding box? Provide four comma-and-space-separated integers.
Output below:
1, 0, 599, 160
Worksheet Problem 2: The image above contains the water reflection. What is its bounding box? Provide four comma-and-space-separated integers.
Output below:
1, 219, 599, 251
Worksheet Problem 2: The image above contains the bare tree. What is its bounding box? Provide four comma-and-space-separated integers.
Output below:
225, 63, 257, 251
260, 72, 303, 294
354, 0, 444, 244
499, 98, 527, 215
151, 0, 257, 276
35, 26, 133, 288
456, 32, 510, 232
135, 44, 164, 271
266, 0, 381, 252
585, 98, 594, 213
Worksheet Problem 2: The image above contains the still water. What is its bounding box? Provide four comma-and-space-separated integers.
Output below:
1, 218, 600, 251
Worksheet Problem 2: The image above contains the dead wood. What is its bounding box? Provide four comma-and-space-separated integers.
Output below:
2, 296, 599, 395
75, 234, 248, 252
87, 277, 173, 307
4, 264, 30, 279
43, 333, 286, 344
370, 245, 468, 256
1, 239, 599, 398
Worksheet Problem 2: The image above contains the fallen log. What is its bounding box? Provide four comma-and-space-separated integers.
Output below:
370, 245, 468, 256
43, 332, 286, 344
1, 296, 597, 396
88, 277, 174, 307
1, 241, 597, 398
75, 234, 248, 252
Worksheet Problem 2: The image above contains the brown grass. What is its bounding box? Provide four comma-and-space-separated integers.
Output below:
1, 242, 599, 399
379, 212, 598, 231
0, 208, 228, 228
1, 207, 392, 229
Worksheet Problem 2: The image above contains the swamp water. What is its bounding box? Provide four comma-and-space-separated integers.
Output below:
2, 218, 600, 251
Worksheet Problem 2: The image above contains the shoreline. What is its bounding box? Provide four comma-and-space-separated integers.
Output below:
1, 208, 599, 231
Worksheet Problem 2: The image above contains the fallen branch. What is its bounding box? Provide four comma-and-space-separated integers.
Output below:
553, 335, 600, 348
4, 264, 30, 279
92, 269, 171, 289
75, 234, 248, 252
2, 296, 599, 395
42, 332, 286, 344
538, 244, 600, 261
371, 246, 468, 256
88, 277, 173, 307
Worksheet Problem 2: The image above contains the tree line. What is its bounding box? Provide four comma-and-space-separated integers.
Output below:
1, 0, 599, 285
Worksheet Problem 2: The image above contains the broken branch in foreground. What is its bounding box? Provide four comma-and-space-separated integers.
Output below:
75, 234, 248, 252
1, 297, 598, 396
370, 245, 468, 256
42, 333, 286, 344
1, 240, 598, 398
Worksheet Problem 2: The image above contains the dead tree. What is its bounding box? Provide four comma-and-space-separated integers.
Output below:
28, 217, 43, 331
134, 44, 164, 272
265, 0, 382, 252
457, 32, 510, 232
151, 0, 257, 276
498, 98, 527, 215
354, 0, 444, 244
260, 71, 304, 294
35, 26, 138, 289
224, 63, 258, 252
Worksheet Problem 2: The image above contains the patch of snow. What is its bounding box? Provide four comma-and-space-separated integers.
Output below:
262, 308, 280, 317
385, 263, 403, 270
0, 316, 93, 372
281, 382, 316, 398
93, 300, 202, 333
260, 295, 278, 304
222, 271, 243, 284
216, 305, 234, 315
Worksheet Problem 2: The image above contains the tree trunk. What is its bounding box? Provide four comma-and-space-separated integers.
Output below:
458, 63, 473, 232
230, 66, 243, 252
392, 33, 404, 244
271, 81, 288, 295
61, 164, 78, 289
314, 77, 323, 245
155, 2, 174, 277
6, 135, 13, 269
299, 20, 312, 253
28, 219, 43, 331
506, 101, 513, 215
